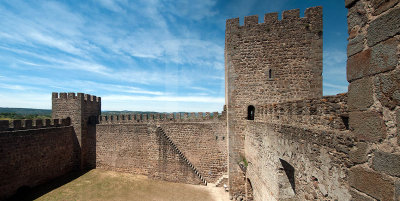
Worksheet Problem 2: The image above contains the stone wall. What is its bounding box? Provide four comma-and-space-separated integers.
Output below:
346, 0, 400, 200
0, 118, 79, 200
95, 113, 227, 185
52, 92, 101, 169
245, 122, 353, 200
160, 122, 227, 183
244, 94, 352, 200
225, 7, 323, 197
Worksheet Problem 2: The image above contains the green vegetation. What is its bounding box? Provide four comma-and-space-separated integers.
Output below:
0, 112, 51, 120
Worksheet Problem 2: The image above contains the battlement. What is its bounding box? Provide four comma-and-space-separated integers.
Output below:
226, 6, 322, 30
98, 112, 224, 124
52, 92, 101, 103
0, 117, 71, 132
258, 93, 348, 130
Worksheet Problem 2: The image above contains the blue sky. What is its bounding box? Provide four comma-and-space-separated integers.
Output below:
0, 0, 348, 112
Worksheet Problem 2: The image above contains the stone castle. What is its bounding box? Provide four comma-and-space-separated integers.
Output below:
1, 1, 399, 200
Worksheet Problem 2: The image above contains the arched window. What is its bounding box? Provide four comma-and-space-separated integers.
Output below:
268, 69, 272, 79
248, 105, 255, 120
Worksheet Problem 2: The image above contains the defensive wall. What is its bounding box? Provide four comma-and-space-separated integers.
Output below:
0, 1, 399, 201
0, 118, 79, 200
96, 110, 227, 184
225, 6, 324, 197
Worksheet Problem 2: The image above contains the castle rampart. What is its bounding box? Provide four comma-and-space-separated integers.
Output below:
226, 6, 324, 197
0, 120, 79, 200
1, 2, 400, 201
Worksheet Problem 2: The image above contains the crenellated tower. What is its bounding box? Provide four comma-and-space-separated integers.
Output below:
225, 7, 323, 198
52, 92, 101, 169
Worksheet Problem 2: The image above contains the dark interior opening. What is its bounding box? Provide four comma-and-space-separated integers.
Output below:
248, 105, 255, 120
279, 158, 296, 194
269, 69, 272, 79
341, 115, 349, 130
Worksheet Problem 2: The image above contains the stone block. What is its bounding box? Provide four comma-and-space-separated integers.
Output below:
347, 1, 367, 31
348, 77, 373, 111
349, 166, 395, 201
349, 111, 386, 142
374, 69, 400, 110
347, 34, 365, 57
371, 0, 399, 15
347, 37, 398, 82
350, 188, 375, 201
372, 151, 400, 177
349, 142, 369, 164
367, 7, 400, 47
347, 49, 371, 82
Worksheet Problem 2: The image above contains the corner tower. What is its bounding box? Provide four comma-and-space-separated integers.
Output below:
52, 92, 101, 169
225, 7, 323, 197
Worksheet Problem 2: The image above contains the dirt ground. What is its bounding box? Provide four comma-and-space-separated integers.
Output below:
34, 169, 229, 201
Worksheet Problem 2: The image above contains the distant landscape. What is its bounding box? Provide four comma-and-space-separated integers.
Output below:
0, 107, 165, 120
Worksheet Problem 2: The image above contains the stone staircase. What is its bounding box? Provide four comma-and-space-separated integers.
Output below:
156, 127, 207, 185
209, 174, 229, 187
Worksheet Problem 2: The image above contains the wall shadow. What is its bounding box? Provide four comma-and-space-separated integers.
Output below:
279, 158, 296, 194
6, 170, 88, 201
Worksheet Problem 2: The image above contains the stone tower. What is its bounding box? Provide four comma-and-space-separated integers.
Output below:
52, 92, 101, 169
225, 7, 323, 197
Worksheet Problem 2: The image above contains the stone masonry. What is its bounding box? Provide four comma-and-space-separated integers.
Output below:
0, 1, 399, 201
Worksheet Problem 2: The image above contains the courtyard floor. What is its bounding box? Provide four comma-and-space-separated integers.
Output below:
29, 169, 228, 201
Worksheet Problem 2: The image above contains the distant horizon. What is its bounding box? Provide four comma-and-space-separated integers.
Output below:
0, 0, 348, 112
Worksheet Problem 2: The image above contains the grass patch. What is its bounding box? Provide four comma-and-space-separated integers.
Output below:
35, 169, 219, 201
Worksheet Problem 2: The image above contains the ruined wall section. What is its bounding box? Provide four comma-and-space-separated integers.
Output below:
244, 94, 353, 200
261, 93, 348, 130
226, 7, 323, 197
0, 118, 79, 200
52, 92, 101, 169
346, 1, 400, 200
95, 111, 226, 185
245, 123, 353, 201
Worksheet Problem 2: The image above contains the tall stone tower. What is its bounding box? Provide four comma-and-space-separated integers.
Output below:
225, 7, 323, 198
52, 92, 101, 169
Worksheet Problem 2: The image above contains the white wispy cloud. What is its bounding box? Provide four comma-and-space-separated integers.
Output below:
103, 94, 224, 103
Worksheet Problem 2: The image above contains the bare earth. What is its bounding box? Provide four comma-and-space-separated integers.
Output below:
35, 169, 229, 201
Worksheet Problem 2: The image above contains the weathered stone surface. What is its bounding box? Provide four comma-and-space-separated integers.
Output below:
396, 180, 400, 201
397, 109, 400, 145
372, 151, 400, 177
347, 1, 367, 33
347, 37, 398, 82
347, 34, 365, 57
367, 7, 400, 47
349, 111, 386, 142
347, 49, 371, 82
349, 142, 369, 164
350, 188, 376, 201
348, 78, 373, 111
371, 0, 400, 15
349, 166, 395, 201
375, 70, 400, 110
226, 7, 323, 197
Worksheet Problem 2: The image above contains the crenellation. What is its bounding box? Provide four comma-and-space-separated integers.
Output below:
60, 92, 67, 99
282, 9, 300, 19
1, 3, 399, 201
68, 92, 76, 99
244, 15, 258, 26
264, 12, 278, 24
24, 119, 33, 129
